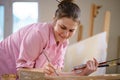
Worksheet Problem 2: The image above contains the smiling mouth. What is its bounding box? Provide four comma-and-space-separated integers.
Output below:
59, 34, 66, 40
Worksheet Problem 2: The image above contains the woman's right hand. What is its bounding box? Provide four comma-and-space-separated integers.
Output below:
43, 62, 57, 76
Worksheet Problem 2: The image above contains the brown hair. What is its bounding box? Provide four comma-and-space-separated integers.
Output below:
55, 0, 81, 24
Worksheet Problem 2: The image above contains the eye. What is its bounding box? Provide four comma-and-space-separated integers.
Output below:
61, 26, 66, 30
60, 25, 67, 30
69, 29, 75, 32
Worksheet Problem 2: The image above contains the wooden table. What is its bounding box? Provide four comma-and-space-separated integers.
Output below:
18, 69, 120, 80
1, 69, 120, 80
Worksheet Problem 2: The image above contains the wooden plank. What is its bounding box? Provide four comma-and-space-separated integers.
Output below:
116, 37, 120, 73
18, 69, 45, 80
89, 4, 95, 37
77, 24, 83, 42
45, 74, 120, 80
1, 74, 17, 80
18, 69, 120, 80
103, 11, 111, 42
89, 4, 101, 37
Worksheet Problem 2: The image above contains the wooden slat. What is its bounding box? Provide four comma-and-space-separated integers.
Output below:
116, 37, 120, 73
45, 74, 120, 80
77, 24, 83, 42
103, 11, 111, 42
18, 68, 45, 80
18, 69, 120, 80
89, 4, 101, 37
89, 4, 95, 37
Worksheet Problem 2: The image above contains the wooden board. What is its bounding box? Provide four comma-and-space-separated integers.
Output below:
18, 69, 45, 80
18, 69, 120, 80
46, 74, 120, 80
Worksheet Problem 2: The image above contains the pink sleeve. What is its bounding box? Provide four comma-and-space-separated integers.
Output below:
16, 28, 45, 68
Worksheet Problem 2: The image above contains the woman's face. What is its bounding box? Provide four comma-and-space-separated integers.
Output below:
53, 17, 78, 43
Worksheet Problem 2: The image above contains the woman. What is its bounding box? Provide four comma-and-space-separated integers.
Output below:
0, 0, 98, 76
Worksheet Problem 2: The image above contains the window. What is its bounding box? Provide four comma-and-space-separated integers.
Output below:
0, 6, 4, 41
12, 2, 38, 33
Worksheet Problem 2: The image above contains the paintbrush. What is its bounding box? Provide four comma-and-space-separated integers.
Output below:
72, 58, 120, 71
43, 50, 59, 76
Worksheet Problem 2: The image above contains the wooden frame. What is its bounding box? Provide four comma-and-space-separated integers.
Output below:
77, 4, 101, 41
103, 11, 111, 43
77, 24, 83, 42
116, 36, 120, 73
88, 4, 101, 37
46, 74, 120, 80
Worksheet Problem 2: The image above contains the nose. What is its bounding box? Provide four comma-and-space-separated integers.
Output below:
63, 31, 70, 38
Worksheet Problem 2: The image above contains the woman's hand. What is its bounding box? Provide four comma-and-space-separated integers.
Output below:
74, 58, 98, 76
43, 62, 58, 76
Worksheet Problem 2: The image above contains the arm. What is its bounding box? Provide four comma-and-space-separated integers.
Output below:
44, 58, 98, 76
16, 27, 46, 69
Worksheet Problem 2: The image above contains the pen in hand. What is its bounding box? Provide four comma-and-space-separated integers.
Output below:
43, 50, 59, 76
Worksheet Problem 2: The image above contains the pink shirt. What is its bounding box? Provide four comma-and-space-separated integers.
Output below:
0, 22, 68, 75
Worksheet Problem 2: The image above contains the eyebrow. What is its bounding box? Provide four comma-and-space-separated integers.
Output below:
61, 24, 76, 30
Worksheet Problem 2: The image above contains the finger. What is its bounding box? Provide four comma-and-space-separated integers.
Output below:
47, 63, 57, 73
48, 63, 56, 69
90, 59, 97, 71
93, 58, 99, 67
87, 60, 94, 67
48, 63, 57, 72
87, 60, 96, 71
44, 66, 55, 75
44, 69, 52, 75
86, 60, 92, 70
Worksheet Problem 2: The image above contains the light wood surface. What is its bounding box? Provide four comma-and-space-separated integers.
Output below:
2, 70, 120, 80
88, 4, 101, 37
45, 74, 120, 80
18, 69, 120, 80
103, 11, 111, 43
77, 24, 83, 42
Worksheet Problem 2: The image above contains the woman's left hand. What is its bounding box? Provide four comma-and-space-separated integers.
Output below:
74, 58, 99, 76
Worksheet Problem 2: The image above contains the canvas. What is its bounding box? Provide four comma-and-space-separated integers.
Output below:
63, 32, 107, 75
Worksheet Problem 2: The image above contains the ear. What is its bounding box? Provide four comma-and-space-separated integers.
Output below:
53, 17, 57, 22
52, 17, 57, 25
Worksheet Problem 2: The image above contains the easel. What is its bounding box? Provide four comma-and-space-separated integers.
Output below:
88, 4, 101, 37
77, 4, 111, 41
77, 4, 101, 42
